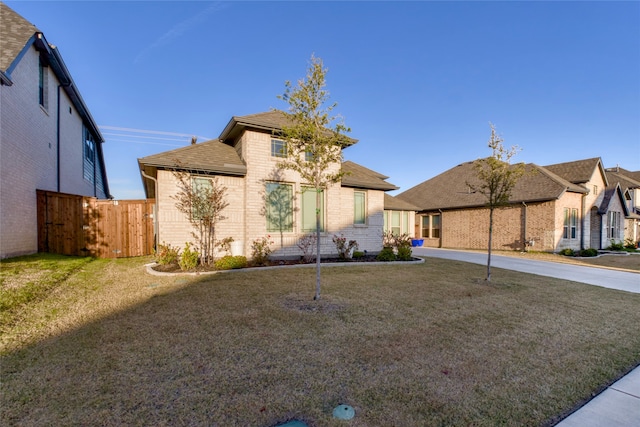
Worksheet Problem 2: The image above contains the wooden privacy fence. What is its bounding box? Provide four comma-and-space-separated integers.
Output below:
37, 190, 155, 258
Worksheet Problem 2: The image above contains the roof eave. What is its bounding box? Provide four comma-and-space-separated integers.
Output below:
139, 160, 247, 177
0, 70, 12, 86
341, 181, 398, 191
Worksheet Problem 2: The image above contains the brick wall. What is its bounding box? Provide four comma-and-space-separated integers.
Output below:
1, 45, 107, 258
430, 200, 561, 252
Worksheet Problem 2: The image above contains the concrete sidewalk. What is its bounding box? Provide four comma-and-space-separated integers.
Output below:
413, 248, 640, 426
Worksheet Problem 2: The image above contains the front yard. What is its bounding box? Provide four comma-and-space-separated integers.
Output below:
1, 254, 639, 426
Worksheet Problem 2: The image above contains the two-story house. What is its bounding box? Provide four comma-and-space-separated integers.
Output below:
138, 111, 398, 259
397, 157, 629, 252
605, 166, 640, 246
0, 2, 110, 258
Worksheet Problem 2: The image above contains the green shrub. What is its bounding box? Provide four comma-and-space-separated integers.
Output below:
558, 248, 574, 257
579, 248, 598, 257
215, 255, 248, 270
352, 251, 365, 259
376, 247, 396, 262
251, 235, 273, 266
624, 238, 638, 250
397, 245, 413, 261
178, 242, 199, 271
607, 240, 625, 251
156, 242, 179, 265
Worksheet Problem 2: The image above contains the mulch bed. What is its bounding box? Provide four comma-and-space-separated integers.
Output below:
151, 254, 416, 273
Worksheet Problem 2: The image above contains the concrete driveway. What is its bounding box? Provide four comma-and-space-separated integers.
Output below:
413, 247, 640, 294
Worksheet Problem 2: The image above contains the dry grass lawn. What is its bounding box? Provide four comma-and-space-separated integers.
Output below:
1, 254, 639, 426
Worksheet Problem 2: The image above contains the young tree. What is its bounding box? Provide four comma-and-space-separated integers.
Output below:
468, 124, 525, 281
172, 171, 229, 267
276, 55, 351, 300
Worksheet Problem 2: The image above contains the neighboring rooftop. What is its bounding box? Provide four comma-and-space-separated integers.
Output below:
397, 160, 589, 211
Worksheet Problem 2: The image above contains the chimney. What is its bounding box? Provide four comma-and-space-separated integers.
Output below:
191, 136, 197, 145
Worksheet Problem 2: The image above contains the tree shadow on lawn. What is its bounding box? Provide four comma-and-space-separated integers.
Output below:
2, 258, 640, 427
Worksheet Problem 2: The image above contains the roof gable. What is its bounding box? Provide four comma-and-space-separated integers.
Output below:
543, 157, 607, 187
598, 183, 631, 217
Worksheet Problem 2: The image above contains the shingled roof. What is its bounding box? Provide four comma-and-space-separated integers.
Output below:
138, 139, 247, 197
0, 2, 39, 79
218, 111, 358, 146
396, 160, 588, 211
384, 193, 420, 211
606, 168, 640, 192
341, 161, 398, 191
543, 157, 605, 186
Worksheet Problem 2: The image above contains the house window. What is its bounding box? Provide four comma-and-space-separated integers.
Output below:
563, 208, 578, 239
607, 211, 621, 240
305, 150, 314, 161
421, 214, 440, 238
391, 211, 401, 235
354, 191, 366, 225
83, 127, 95, 182
266, 182, 294, 232
39, 59, 48, 110
271, 139, 287, 158
384, 211, 411, 235
191, 177, 213, 220
593, 185, 598, 196
432, 214, 440, 238
301, 186, 324, 232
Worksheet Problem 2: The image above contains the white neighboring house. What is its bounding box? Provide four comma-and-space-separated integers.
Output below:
0, 2, 110, 258
138, 111, 398, 258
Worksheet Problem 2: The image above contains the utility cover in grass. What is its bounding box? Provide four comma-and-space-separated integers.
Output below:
274, 421, 308, 427
333, 404, 355, 420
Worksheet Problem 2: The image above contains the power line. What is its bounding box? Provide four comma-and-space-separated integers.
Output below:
99, 125, 210, 141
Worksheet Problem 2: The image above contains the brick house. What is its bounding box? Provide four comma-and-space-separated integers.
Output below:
605, 167, 640, 245
138, 111, 398, 259
396, 157, 630, 252
0, 2, 110, 258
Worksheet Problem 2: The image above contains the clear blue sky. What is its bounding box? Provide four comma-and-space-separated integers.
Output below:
8, 0, 640, 199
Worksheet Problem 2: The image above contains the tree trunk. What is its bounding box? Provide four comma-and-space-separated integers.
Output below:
314, 190, 322, 300
487, 207, 493, 281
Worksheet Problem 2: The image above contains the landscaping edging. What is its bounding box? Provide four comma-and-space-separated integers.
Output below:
145, 257, 425, 277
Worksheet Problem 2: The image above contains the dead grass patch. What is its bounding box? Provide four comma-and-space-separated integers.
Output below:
0, 255, 639, 426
